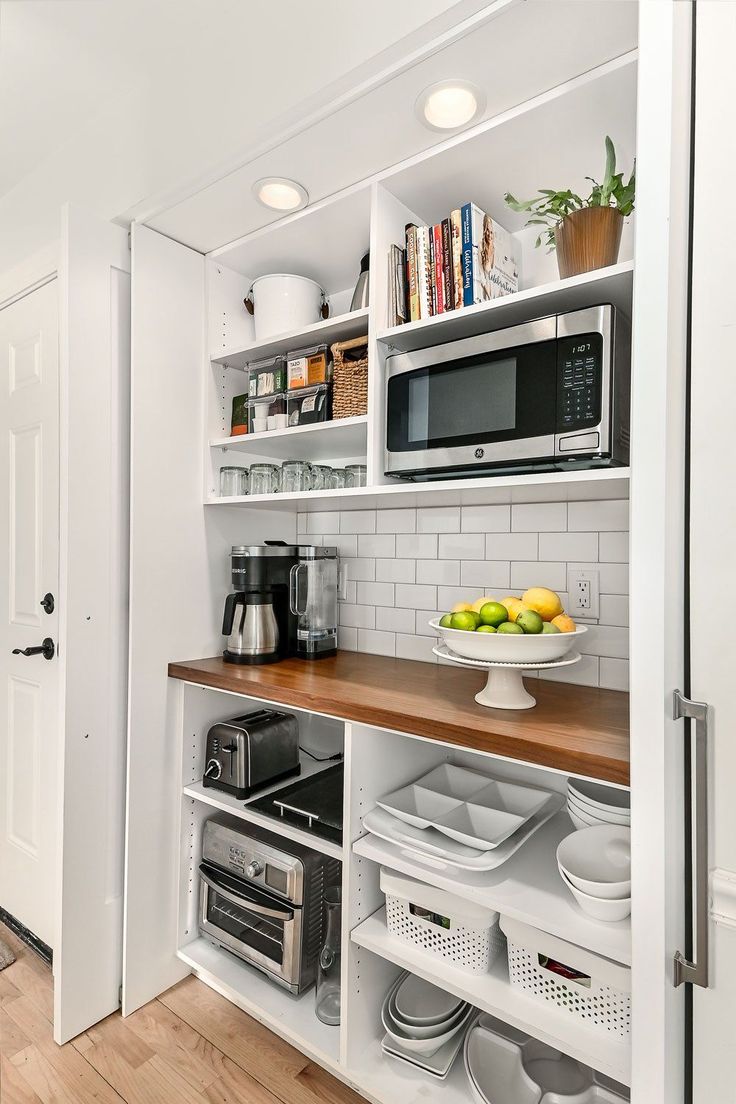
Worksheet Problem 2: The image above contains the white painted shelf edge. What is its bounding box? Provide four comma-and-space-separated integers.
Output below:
210, 414, 367, 450
352, 810, 631, 966
211, 307, 370, 368
351, 908, 630, 1087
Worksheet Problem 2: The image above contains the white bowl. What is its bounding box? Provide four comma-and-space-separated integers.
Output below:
559, 868, 631, 921
430, 619, 586, 664
389, 991, 467, 1038
557, 825, 631, 897
568, 778, 630, 814
393, 972, 464, 1026
465, 1023, 541, 1104
381, 996, 470, 1055
567, 790, 631, 826
568, 805, 595, 832
566, 800, 618, 832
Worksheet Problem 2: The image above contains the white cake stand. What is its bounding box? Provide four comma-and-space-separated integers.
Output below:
433, 643, 582, 710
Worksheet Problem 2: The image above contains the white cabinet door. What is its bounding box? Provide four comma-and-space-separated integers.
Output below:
688, 5, 736, 1099
53, 206, 131, 1043
0, 278, 60, 950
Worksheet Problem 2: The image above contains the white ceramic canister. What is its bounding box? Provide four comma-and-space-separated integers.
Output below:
245, 274, 328, 340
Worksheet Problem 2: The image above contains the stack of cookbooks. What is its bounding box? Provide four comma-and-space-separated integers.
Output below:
387, 203, 519, 326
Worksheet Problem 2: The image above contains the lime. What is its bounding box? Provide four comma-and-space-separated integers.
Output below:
541, 622, 561, 634
476, 624, 497, 633
450, 611, 478, 632
479, 601, 508, 627
497, 621, 523, 634
516, 609, 544, 634
439, 613, 453, 628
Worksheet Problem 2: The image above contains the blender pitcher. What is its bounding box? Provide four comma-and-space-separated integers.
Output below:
290, 546, 338, 659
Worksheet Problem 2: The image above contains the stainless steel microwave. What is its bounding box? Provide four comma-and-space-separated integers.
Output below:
384, 305, 630, 479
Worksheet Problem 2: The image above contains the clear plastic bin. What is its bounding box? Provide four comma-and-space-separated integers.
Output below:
286, 383, 333, 427
248, 393, 286, 434
286, 343, 332, 390
248, 354, 287, 398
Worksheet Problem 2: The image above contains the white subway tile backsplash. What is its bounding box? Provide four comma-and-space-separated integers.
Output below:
416, 506, 461, 533
510, 561, 568, 591
358, 533, 395, 558
437, 585, 474, 610
357, 628, 396, 657
461, 505, 510, 533
322, 533, 357, 558
357, 581, 394, 606
600, 657, 630, 691
305, 511, 339, 534
397, 533, 437, 559
539, 532, 598, 562
485, 532, 538, 560
377, 508, 416, 533
342, 580, 357, 604
339, 604, 375, 629
599, 594, 629, 626
568, 499, 628, 532
376, 606, 416, 633
538, 654, 599, 686
415, 610, 443, 636
512, 502, 567, 532
460, 562, 510, 590
599, 532, 629, 563
396, 583, 437, 609
343, 557, 375, 582
375, 558, 415, 583
581, 625, 629, 659
337, 625, 357, 651
438, 533, 485, 560
340, 510, 376, 534
396, 634, 438, 662
416, 560, 460, 586
598, 562, 629, 595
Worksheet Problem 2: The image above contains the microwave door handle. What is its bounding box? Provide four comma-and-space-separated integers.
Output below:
200, 870, 295, 922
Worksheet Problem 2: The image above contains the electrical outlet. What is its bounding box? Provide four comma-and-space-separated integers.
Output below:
567, 568, 599, 619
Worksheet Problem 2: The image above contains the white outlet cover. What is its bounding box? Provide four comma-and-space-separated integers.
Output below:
567, 567, 600, 619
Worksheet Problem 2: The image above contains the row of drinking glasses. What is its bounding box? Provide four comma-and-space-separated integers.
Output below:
220, 462, 368, 497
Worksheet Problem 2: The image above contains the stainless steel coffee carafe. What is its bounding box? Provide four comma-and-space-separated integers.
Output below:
222, 593, 279, 660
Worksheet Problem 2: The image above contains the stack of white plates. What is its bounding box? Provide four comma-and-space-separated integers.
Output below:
567, 778, 630, 831
557, 825, 632, 922
380, 972, 474, 1078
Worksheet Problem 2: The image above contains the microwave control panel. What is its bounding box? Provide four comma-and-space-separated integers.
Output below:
557, 333, 602, 431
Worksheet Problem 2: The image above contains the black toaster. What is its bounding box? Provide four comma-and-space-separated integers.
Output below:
203, 709, 300, 799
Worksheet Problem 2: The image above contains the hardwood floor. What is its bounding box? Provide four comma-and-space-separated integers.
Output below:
0, 924, 362, 1104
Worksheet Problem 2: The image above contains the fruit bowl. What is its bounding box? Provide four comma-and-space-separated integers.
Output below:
430, 619, 587, 664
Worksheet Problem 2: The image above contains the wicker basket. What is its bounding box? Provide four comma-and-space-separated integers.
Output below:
331, 335, 368, 419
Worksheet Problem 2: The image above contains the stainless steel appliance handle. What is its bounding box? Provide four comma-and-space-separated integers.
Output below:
289, 562, 307, 616
673, 689, 710, 988
200, 869, 294, 922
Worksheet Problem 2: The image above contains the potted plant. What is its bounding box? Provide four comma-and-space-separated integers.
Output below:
504, 136, 635, 279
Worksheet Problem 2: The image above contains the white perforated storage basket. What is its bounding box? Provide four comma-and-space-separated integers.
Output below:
380, 868, 504, 975
500, 917, 632, 1038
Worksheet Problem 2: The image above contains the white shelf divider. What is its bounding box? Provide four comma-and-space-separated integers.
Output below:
210, 415, 367, 462
351, 908, 630, 1087
353, 811, 631, 966
211, 307, 370, 369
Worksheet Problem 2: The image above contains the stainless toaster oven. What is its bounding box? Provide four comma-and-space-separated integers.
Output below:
385, 305, 630, 479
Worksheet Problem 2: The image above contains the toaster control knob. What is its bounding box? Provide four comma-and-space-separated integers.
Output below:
246, 860, 263, 879
204, 758, 222, 780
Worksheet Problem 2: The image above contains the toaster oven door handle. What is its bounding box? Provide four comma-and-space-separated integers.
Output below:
200, 868, 295, 921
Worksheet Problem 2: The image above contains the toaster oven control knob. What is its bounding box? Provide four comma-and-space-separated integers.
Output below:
204, 758, 222, 780
246, 860, 263, 879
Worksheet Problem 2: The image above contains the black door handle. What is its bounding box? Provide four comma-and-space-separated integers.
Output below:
12, 638, 55, 660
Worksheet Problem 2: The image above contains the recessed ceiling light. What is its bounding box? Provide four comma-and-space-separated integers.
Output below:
253, 177, 309, 212
415, 80, 485, 132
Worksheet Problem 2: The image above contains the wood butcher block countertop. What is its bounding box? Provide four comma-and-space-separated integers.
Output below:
169, 653, 629, 784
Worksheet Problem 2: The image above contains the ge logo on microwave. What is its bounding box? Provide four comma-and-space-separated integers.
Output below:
474, 448, 485, 459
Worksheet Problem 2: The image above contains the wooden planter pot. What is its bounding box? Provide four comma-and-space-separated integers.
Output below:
554, 207, 624, 278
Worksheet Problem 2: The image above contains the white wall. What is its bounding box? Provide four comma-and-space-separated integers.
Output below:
0, 0, 480, 272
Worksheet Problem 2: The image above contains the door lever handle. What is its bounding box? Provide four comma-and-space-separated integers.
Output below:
12, 638, 55, 660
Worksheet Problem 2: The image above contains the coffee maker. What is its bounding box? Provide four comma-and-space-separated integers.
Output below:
222, 542, 338, 664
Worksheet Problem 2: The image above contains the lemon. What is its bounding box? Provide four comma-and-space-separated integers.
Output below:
476, 624, 497, 633
451, 611, 478, 632
497, 621, 523, 634
522, 587, 564, 622
451, 602, 473, 613
504, 598, 531, 623
500, 596, 522, 610
516, 609, 544, 634
479, 601, 508, 627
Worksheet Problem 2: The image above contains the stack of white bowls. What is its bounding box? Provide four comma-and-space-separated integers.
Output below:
557, 825, 631, 922
381, 972, 473, 1065
567, 778, 630, 831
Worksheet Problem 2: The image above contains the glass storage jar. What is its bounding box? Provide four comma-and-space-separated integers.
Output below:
345, 464, 367, 488
248, 464, 281, 496
219, 466, 248, 497
315, 886, 342, 1025
281, 460, 312, 493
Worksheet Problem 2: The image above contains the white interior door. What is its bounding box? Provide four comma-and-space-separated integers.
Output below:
0, 277, 60, 951
689, 5, 736, 1099
53, 205, 131, 1043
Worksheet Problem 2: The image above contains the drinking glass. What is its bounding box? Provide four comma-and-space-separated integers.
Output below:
248, 464, 281, 495
315, 887, 342, 1025
329, 468, 347, 490
281, 460, 312, 493
345, 464, 367, 488
219, 466, 249, 497
310, 465, 333, 491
